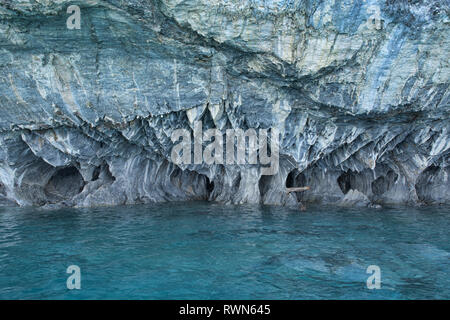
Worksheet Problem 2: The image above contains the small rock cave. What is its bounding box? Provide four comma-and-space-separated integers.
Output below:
205, 176, 215, 194
286, 169, 300, 188
92, 166, 101, 181
0, 181, 5, 196
258, 174, 271, 198
284, 169, 307, 201
44, 166, 85, 201
337, 171, 353, 195
415, 165, 440, 204
371, 170, 398, 196
234, 172, 242, 190
104, 163, 116, 182
337, 170, 373, 196
0, 181, 15, 206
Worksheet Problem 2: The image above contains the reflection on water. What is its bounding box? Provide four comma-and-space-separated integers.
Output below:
0, 202, 449, 299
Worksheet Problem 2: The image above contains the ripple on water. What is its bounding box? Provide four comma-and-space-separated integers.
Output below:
0, 203, 449, 299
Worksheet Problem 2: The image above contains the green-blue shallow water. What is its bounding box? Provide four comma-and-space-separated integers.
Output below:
0, 202, 449, 299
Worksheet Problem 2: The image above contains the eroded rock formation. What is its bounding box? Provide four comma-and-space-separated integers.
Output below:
0, 0, 448, 208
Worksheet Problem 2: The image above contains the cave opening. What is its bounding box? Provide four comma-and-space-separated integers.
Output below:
415, 165, 440, 203
92, 166, 101, 181
45, 166, 84, 201
205, 176, 215, 194
103, 163, 116, 182
372, 170, 398, 196
337, 171, 353, 194
285, 169, 298, 188
285, 169, 307, 188
284, 169, 307, 201
258, 174, 271, 198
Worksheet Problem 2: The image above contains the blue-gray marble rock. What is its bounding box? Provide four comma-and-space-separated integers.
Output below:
0, 0, 448, 208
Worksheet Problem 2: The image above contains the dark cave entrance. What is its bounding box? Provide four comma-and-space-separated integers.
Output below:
45, 166, 84, 201
285, 169, 306, 188
92, 166, 101, 181
205, 176, 215, 194
415, 165, 440, 203
372, 170, 398, 196
284, 169, 307, 201
337, 171, 352, 195
285, 169, 297, 188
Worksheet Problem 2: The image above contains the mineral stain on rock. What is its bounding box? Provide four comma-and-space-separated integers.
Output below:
0, 0, 448, 208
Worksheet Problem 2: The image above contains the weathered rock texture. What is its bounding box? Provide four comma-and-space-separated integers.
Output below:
0, 0, 448, 208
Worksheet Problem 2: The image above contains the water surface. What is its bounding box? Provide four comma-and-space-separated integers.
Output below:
0, 202, 449, 299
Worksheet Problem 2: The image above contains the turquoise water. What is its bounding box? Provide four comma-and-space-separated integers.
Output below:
0, 202, 449, 299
